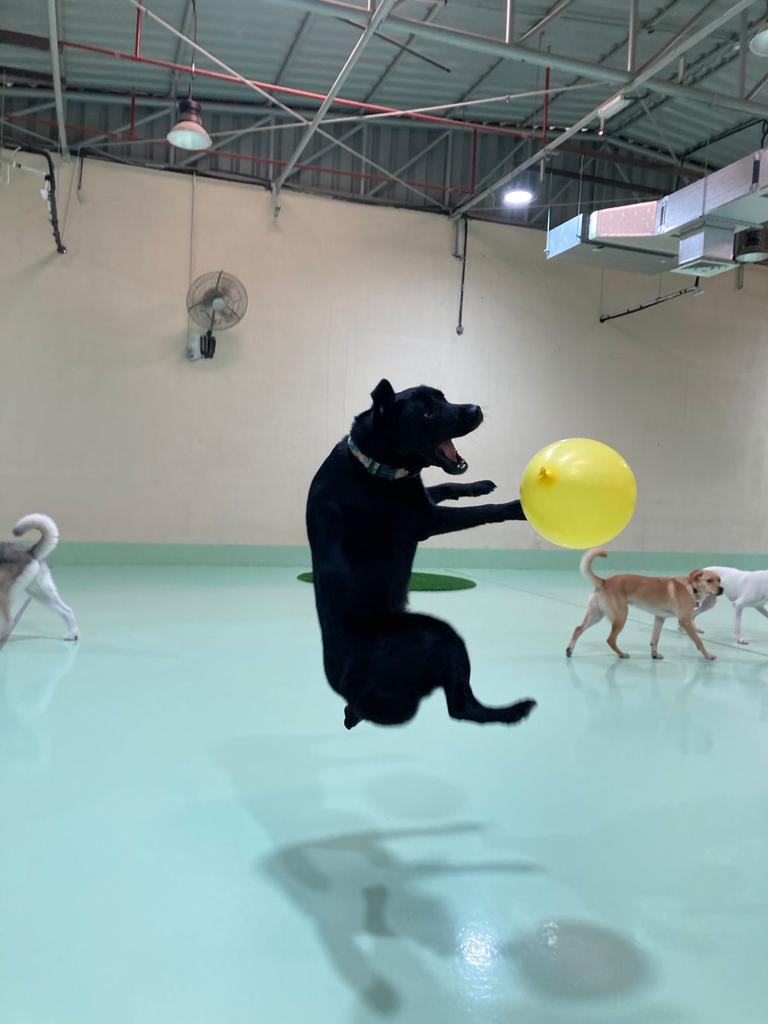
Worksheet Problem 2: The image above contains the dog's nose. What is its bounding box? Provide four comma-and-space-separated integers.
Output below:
718, 586, 724, 595
469, 404, 483, 424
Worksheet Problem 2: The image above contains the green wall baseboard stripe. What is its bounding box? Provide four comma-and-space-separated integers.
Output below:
51, 543, 768, 571
52, 544, 310, 566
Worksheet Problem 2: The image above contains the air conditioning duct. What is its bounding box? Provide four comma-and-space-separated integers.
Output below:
546, 149, 768, 276
673, 224, 735, 277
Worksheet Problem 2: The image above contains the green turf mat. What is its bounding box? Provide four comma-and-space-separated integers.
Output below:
297, 571, 476, 591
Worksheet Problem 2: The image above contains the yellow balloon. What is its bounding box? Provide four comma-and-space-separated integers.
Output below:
520, 438, 637, 549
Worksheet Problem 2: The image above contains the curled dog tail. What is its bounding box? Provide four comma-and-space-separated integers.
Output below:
13, 513, 60, 561
580, 548, 608, 588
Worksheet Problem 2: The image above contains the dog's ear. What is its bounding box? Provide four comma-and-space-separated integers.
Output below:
371, 379, 396, 421
688, 569, 704, 583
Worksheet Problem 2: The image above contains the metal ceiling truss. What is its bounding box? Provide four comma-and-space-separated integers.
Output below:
2, 0, 766, 229
273, 0, 399, 197
268, 0, 768, 122
449, 0, 757, 219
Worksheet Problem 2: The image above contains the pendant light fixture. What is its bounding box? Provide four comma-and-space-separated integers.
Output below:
749, 4, 768, 57
167, 0, 211, 151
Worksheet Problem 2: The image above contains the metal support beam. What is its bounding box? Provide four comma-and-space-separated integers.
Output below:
275, 13, 312, 83
81, 107, 171, 151
627, 0, 638, 73
46, 0, 68, 156
363, 1, 443, 101
449, 0, 755, 219
0, 83, 711, 181
637, 97, 681, 166
505, 0, 514, 44
269, 0, 768, 121
178, 116, 273, 166
335, 15, 450, 72
169, 0, 194, 97
518, 0, 577, 45
1, 100, 56, 120
614, 9, 759, 137
129, 0, 443, 209
747, 70, 768, 101
366, 130, 448, 196
547, 166, 661, 197
273, 0, 398, 193
516, 0, 680, 138
0, 117, 55, 145
738, 8, 748, 98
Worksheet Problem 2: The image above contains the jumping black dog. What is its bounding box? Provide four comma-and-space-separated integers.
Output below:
306, 380, 536, 730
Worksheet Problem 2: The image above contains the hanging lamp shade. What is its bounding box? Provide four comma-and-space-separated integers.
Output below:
167, 98, 211, 151
749, 22, 768, 57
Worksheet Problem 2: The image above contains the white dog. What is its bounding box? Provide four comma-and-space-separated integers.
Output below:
692, 566, 768, 645
0, 514, 79, 644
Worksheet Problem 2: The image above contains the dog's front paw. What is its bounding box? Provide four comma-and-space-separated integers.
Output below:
65, 630, 79, 642
705, 652, 717, 661
737, 638, 749, 645
470, 480, 496, 496
500, 500, 526, 521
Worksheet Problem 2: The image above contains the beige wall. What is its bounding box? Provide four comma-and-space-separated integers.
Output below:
2, 151, 767, 551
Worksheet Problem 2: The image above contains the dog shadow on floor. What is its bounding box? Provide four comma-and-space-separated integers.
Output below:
218, 735, 661, 1021
263, 821, 543, 1017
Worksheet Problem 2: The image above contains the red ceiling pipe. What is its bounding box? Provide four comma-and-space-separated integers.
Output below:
2, 115, 470, 193
11, 31, 532, 140
181, 147, 472, 193
6, 113, 125, 137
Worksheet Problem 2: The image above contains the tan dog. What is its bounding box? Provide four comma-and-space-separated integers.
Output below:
566, 549, 723, 661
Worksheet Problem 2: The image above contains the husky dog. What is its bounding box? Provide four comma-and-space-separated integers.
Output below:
0, 514, 79, 644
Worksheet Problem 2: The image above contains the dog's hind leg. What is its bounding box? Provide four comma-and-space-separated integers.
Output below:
434, 620, 535, 726
348, 614, 535, 728
606, 606, 630, 659
344, 705, 362, 730
566, 593, 604, 657
650, 616, 665, 659
27, 564, 79, 640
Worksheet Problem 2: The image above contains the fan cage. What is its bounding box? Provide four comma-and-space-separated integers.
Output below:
186, 271, 248, 330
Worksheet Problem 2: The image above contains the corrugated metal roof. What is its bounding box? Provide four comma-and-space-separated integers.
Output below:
2, 0, 767, 223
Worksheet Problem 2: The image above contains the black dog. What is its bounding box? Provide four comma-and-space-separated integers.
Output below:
306, 380, 536, 730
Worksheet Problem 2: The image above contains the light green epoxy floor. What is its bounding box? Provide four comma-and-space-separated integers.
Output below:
1, 565, 767, 1023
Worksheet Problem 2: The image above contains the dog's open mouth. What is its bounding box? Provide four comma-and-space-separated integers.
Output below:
433, 439, 468, 475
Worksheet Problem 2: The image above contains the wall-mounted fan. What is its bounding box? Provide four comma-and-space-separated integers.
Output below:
186, 270, 248, 360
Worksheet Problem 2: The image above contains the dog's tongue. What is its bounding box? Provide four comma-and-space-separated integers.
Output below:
438, 440, 460, 463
